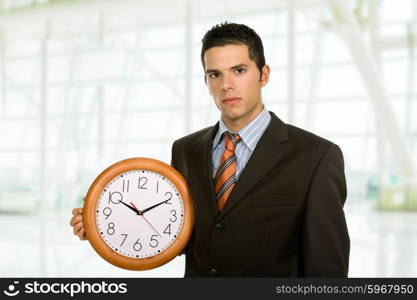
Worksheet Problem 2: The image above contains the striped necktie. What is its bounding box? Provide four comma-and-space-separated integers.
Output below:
213, 132, 241, 211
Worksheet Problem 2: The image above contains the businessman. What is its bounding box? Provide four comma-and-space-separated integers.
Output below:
71, 22, 350, 277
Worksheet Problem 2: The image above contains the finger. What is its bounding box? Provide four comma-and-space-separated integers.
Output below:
73, 222, 83, 235
70, 217, 81, 227
72, 207, 83, 216
70, 215, 82, 226
78, 229, 87, 240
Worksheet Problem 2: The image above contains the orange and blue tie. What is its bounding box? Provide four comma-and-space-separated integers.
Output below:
213, 132, 240, 211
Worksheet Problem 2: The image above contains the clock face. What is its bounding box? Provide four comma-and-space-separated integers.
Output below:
95, 170, 185, 258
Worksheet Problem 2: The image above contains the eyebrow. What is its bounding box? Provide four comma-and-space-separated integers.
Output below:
205, 63, 250, 74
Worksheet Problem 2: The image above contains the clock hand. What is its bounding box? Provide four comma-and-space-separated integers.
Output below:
140, 199, 169, 214
130, 202, 162, 238
119, 200, 143, 215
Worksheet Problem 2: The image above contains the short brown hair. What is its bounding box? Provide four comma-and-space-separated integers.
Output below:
201, 22, 266, 74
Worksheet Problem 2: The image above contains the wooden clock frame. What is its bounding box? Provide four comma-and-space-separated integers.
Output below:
83, 157, 194, 270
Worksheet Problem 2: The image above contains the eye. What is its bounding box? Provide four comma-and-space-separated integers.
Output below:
235, 68, 246, 74
208, 72, 220, 79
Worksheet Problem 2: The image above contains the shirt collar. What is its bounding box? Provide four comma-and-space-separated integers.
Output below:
212, 106, 270, 151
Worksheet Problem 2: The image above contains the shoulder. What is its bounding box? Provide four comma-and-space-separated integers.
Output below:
286, 124, 334, 147
173, 125, 216, 149
267, 111, 342, 161
284, 123, 344, 164
269, 111, 336, 150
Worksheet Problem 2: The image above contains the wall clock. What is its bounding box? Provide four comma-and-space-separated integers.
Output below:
83, 157, 194, 270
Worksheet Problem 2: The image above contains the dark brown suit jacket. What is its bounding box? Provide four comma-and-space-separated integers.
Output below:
171, 111, 350, 277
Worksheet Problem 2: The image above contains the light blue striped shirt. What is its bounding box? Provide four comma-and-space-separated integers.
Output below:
212, 107, 271, 179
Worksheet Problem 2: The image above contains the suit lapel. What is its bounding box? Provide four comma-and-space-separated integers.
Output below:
192, 123, 219, 218
217, 112, 289, 221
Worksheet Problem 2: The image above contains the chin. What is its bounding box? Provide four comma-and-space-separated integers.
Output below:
221, 106, 243, 116
222, 113, 244, 123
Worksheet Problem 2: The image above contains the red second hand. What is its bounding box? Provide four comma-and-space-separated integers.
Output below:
130, 202, 162, 238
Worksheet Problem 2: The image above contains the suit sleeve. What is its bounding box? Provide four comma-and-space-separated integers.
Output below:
302, 144, 350, 277
171, 140, 189, 257
171, 140, 178, 169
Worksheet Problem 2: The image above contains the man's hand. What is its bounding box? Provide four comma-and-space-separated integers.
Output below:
70, 200, 87, 240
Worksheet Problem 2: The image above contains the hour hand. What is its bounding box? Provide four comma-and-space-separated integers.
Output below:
120, 200, 142, 215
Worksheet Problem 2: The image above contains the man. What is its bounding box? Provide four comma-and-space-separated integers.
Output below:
71, 22, 350, 277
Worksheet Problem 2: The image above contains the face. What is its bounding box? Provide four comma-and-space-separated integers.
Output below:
204, 44, 270, 131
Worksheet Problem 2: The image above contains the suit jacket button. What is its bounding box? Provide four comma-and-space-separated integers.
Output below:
215, 224, 223, 231
209, 269, 217, 276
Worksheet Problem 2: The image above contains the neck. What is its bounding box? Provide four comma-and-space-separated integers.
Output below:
222, 104, 264, 132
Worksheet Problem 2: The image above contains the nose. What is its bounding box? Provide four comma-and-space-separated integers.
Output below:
220, 73, 234, 91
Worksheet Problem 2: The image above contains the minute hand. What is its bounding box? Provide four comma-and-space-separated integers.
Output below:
140, 199, 169, 214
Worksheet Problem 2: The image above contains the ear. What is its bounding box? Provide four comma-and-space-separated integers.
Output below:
260, 64, 270, 87
204, 74, 212, 95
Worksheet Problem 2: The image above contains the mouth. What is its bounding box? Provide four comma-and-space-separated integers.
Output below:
222, 97, 241, 105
